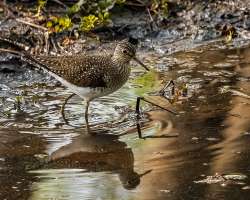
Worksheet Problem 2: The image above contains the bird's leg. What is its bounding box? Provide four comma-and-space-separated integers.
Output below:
85, 100, 91, 133
136, 121, 143, 139
61, 93, 76, 124
136, 97, 142, 118
136, 96, 177, 117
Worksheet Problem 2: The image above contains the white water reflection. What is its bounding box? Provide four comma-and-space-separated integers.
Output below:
29, 170, 133, 200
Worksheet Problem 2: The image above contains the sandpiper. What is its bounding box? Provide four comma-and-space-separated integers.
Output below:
0, 38, 149, 131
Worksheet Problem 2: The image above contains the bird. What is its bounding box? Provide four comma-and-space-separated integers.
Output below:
0, 37, 149, 132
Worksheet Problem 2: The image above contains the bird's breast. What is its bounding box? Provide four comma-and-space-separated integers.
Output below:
108, 65, 131, 89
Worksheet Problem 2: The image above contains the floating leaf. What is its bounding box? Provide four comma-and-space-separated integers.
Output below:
131, 70, 161, 97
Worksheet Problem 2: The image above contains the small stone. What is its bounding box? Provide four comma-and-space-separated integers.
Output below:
154, 152, 164, 155
34, 154, 48, 159
194, 174, 225, 184
221, 182, 227, 187
243, 132, 250, 135
160, 189, 171, 193
206, 137, 219, 141
223, 174, 248, 180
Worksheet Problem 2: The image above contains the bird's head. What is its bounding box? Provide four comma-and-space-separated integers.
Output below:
113, 37, 149, 71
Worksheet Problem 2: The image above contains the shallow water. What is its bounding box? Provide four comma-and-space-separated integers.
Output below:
1, 40, 250, 200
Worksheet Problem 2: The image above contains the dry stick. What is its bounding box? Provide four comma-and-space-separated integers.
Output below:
146, 7, 158, 31
43, 31, 50, 55
147, 7, 154, 23
15, 18, 51, 54
0, 48, 21, 55
135, 0, 146, 6
15, 18, 48, 31
136, 96, 178, 116
49, 36, 58, 53
124, 2, 145, 7
0, 37, 31, 51
51, 0, 68, 9
0, 1, 15, 19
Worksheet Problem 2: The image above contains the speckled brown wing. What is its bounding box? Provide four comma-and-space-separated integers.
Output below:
26, 54, 110, 88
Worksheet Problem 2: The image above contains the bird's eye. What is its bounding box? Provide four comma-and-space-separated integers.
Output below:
123, 50, 128, 54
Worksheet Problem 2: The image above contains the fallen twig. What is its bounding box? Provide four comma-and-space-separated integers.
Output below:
136, 96, 178, 116
52, 0, 68, 9
15, 18, 48, 31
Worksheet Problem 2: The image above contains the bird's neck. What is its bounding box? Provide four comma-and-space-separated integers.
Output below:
111, 56, 130, 77
111, 56, 130, 71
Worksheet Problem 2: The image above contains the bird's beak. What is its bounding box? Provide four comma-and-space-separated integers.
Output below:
138, 169, 152, 178
133, 56, 149, 71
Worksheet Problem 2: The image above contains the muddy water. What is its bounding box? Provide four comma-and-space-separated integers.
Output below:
1, 41, 250, 200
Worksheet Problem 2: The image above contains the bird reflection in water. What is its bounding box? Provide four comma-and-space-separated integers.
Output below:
47, 130, 151, 190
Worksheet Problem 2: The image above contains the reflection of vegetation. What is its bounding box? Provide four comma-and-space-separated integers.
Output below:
132, 70, 161, 97
15, 95, 23, 111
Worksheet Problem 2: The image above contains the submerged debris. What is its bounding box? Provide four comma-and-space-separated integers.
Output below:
194, 173, 248, 186
220, 86, 250, 99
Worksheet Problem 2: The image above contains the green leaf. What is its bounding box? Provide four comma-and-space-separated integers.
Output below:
46, 21, 53, 28
116, 0, 126, 4
103, 11, 109, 19
55, 25, 61, 32
80, 14, 99, 32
